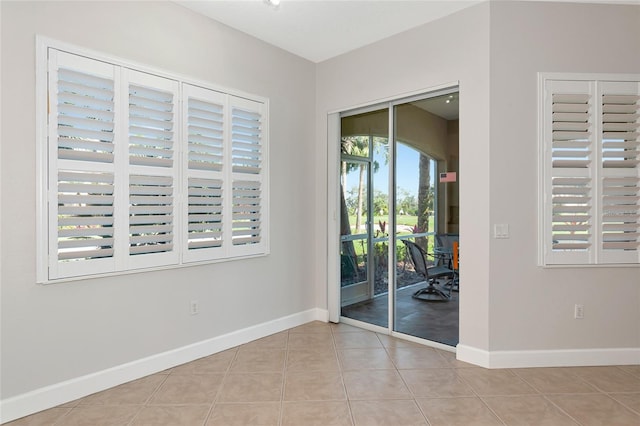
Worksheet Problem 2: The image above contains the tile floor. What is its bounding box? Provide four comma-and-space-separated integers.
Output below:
5, 321, 640, 426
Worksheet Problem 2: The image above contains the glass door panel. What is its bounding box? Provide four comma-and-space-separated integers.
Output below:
340, 109, 389, 328
392, 94, 459, 346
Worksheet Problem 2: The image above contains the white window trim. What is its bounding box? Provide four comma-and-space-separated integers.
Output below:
36, 36, 269, 283
538, 72, 640, 267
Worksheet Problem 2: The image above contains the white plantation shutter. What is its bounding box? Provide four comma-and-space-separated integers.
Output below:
126, 71, 179, 268
541, 75, 640, 266
48, 51, 118, 279
599, 82, 640, 263
40, 41, 269, 282
230, 97, 267, 255
183, 84, 227, 262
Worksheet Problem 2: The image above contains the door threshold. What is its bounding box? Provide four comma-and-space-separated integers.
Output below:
339, 316, 456, 353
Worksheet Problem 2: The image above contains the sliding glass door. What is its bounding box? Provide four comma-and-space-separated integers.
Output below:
338, 89, 460, 347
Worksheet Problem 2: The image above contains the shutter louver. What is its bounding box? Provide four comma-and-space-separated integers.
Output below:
129, 175, 174, 255
57, 171, 115, 260
547, 85, 595, 261
188, 178, 223, 249
188, 98, 224, 171
129, 84, 175, 167
232, 107, 262, 174
232, 180, 262, 246
57, 68, 115, 163
599, 84, 640, 261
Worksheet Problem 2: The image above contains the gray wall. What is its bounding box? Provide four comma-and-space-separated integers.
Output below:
0, 1, 316, 398
487, 1, 640, 351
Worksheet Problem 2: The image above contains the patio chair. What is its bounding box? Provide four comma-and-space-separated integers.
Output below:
402, 239, 454, 302
435, 233, 460, 291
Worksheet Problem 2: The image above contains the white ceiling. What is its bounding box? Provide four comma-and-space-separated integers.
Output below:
176, 0, 481, 63
175, 0, 639, 63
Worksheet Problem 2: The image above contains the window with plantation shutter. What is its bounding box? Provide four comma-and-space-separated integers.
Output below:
540, 74, 640, 266
230, 98, 266, 255
183, 84, 226, 262
39, 39, 269, 283
48, 51, 118, 279
126, 71, 179, 268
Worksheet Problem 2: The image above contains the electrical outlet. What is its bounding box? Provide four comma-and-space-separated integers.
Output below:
574, 304, 584, 319
190, 300, 199, 315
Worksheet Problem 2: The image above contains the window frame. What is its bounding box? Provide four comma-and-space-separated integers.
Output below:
36, 36, 269, 283
538, 72, 640, 267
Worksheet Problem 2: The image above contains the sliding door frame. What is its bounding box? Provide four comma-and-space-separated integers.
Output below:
327, 83, 459, 350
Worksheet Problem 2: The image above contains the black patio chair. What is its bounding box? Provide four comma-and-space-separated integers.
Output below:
402, 239, 454, 302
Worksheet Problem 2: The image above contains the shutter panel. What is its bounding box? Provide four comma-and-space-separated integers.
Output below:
182, 85, 227, 262
126, 71, 179, 267
544, 80, 595, 265
49, 50, 117, 279
230, 97, 267, 255
599, 82, 640, 263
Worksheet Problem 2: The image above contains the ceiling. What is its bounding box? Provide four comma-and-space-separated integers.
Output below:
176, 0, 481, 63
175, 1, 638, 63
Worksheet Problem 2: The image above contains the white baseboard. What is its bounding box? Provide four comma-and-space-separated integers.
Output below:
0, 308, 328, 424
457, 344, 640, 369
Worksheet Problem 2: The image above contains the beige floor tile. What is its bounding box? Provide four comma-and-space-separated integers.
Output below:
333, 331, 383, 349
57, 405, 141, 426
170, 350, 236, 375
350, 399, 427, 425
343, 369, 411, 400
12, 322, 640, 426
287, 332, 335, 351
79, 375, 166, 405
571, 366, 640, 392
238, 332, 288, 351
230, 349, 285, 373
483, 395, 579, 425
376, 334, 425, 349
284, 370, 346, 401
386, 347, 449, 369
548, 393, 640, 426
3, 408, 71, 426
287, 348, 340, 371
148, 374, 224, 404
330, 323, 363, 333
206, 402, 280, 426
288, 321, 332, 334
457, 368, 538, 396
608, 392, 640, 415
130, 405, 210, 425
338, 348, 395, 370
435, 350, 479, 368
399, 368, 475, 397
416, 397, 503, 426
512, 367, 598, 394
281, 401, 352, 426
216, 372, 283, 402
618, 365, 640, 379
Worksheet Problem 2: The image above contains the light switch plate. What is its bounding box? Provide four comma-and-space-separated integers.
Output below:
494, 224, 510, 239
